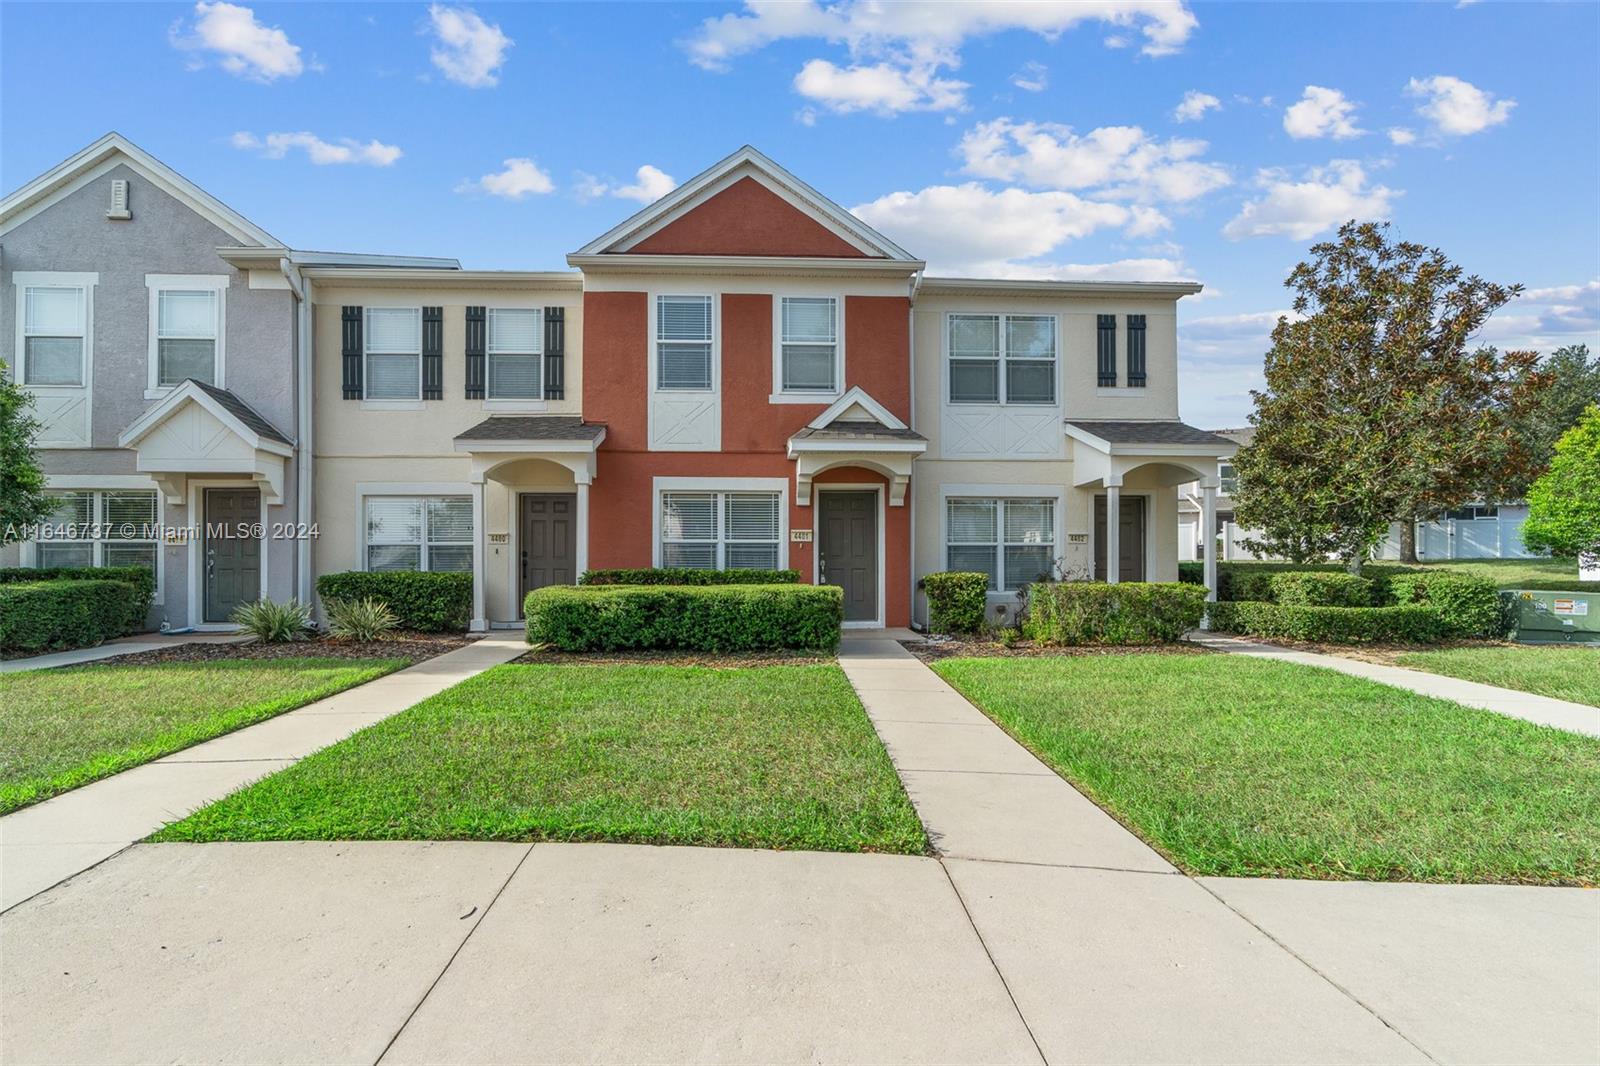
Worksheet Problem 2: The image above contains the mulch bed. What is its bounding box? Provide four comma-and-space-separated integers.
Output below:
513, 647, 832, 668
82, 631, 473, 667
902, 637, 1214, 663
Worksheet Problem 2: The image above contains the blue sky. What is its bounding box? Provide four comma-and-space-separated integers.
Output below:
4, 1, 1597, 427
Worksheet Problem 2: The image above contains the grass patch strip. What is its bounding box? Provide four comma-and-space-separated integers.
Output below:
1394, 645, 1600, 708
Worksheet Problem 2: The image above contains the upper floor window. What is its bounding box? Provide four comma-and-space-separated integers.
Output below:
21, 286, 86, 386
365, 496, 472, 572
948, 313, 1056, 405
660, 490, 781, 570
779, 296, 838, 394
365, 308, 422, 400
1219, 463, 1238, 496
656, 295, 713, 390
147, 275, 226, 392
487, 308, 542, 399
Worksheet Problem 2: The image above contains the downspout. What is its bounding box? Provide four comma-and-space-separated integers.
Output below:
280, 257, 313, 607
908, 267, 925, 631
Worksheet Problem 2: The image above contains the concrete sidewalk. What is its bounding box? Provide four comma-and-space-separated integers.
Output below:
1190, 632, 1600, 737
0, 632, 252, 674
0, 635, 527, 912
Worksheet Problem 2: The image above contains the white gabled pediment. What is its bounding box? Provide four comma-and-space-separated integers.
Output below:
808, 386, 907, 431
117, 381, 291, 504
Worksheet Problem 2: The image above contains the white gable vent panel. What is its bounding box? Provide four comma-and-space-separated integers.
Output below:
106, 178, 131, 220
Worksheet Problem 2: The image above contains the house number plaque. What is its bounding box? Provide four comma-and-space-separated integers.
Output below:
791, 529, 813, 542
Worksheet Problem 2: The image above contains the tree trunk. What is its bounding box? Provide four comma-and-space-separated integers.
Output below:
1399, 519, 1418, 564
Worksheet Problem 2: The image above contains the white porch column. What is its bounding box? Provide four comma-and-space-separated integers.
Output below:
470, 480, 487, 631
1202, 483, 1218, 602
1104, 483, 1121, 584
574, 478, 591, 579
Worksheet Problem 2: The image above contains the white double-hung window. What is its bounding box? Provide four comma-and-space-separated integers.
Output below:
656, 295, 713, 390
21, 285, 87, 386
365, 308, 422, 400
660, 490, 781, 570
487, 308, 542, 399
34, 490, 160, 576
948, 313, 1057, 405
365, 496, 473, 572
146, 275, 226, 391
946, 497, 1056, 591
778, 296, 839, 395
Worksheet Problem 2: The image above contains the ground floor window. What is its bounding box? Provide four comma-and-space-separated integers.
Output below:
660, 490, 781, 570
946, 497, 1055, 591
33, 489, 160, 578
365, 496, 473, 572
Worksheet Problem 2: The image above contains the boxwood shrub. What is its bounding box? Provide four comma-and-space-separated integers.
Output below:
315, 570, 472, 632
1026, 581, 1206, 645
922, 571, 989, 634
0, 565, 155, 615
1180, 561, 1409, 603
0, 579, 149, 652
1388, 571, 1503, 638
1206, 601, 1446, 644
579, 567, 800, 586
1268, 571, 1376, 607
525, 583, 842, 652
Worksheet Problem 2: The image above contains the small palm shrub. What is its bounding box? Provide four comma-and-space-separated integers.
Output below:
232, 598, 314, 642
325, 596, 400, 641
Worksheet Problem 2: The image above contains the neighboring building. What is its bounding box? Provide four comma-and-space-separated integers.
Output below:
1178, 427, 1250, 562
4, 136, 1237, 631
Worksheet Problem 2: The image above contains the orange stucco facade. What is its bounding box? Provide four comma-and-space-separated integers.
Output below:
629, 177, 874, 258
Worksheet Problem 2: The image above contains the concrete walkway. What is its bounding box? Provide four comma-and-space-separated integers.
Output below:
1190, 632, 1600, 737
0, 632, 252, 674
0, 635, 527, 912
836, 631, 1600, 1066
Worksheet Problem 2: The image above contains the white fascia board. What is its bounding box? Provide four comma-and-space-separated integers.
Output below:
808, 386, 907, 430
303, 267, 583, 288
786, 439, 927, 458
567, 254, 922, 277
918, 277, 1204, 298
117, 380, 292, 455
1062, 423, 1114, 452
451, 435, 605, 455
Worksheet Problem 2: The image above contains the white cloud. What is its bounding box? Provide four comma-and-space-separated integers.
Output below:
231, 131, 401, 166
851, 182, 1169, 276
1177, 309, 1302, 426
1405, 75, 1514, 136
1173, 90, 1221, 123
170, 1, 304, 81
427, 4, 512, 88
1010, 61, 1048, 92
1222, 160, 1398, 240
1283, 85, 1364, 140
1387, 127, 1417, 146
1480, 279, 1600, 352
957, 118, 1230, 203
572, 164, 678, 204
456, 157, 554, 199
793, 58, 967, 114
684, 1, 1196, 115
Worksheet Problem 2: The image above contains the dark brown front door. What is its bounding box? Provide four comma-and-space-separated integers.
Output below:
1093, 495, 1147, 582
819, 490, 878, 623
205, 488, 261, 622
520, 493, 576, 607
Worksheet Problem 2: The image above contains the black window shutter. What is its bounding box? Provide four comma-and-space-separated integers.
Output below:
465, 306, 486, 399
544, 306, 565, 400
421, 307, 444, 400
1127, 314, 1147, 387
1096, 314, 1117, 387
341, 306, 363, 399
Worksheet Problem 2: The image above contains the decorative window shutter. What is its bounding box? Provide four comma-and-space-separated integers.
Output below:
1096, 314, 1117, 387
421, 307, 444, 400
341, 306, 363, 399
1126, 315, 1147, 387
544, 306, 565, 400
465, 306, 486, 399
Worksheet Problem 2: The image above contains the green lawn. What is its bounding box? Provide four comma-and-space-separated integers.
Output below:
1394, 645, 1600, 707
0, 659, 404, 814
1423, 557, 1589, 588
154, 663, 929, 854
932, 654, 1600, 885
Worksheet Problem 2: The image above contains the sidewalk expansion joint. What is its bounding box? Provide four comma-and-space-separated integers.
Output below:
944, 854, 1182, 877
937, 858, 1050, 1065
897, 767, 1058, 777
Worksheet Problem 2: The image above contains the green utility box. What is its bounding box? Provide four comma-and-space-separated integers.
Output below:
1504, 589, 1600, 644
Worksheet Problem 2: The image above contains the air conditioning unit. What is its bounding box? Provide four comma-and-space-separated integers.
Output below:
106, 178, 131, 220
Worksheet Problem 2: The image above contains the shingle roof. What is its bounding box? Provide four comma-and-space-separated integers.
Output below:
189, 380, 292, 445
1064, 419, 1236, 447
453, 416, 606, 443
790, 420, 927, 443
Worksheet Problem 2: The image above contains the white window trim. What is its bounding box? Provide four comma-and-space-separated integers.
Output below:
362, 306, 423, 405
12, 273, 96, 450
145, 274, 227, 398
647, 290, 722, 453
943, 311, 1060, 408
22, 480, 164, 605
357, 491, 475, 574
770, 293, 845, 404
813, 483, 885, 629
484, 306, 545, 406
185, 480, 269, 630
937, 484, 1065, 598
650, 293, 717, 393
650, 476, 789, 570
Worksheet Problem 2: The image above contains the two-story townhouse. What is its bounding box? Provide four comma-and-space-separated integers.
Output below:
0, 133, 455, 629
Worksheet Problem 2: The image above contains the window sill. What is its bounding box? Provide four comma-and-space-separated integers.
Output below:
769, 391, 840, 405
360, 400, 425, 411
481, 399, 548, 413
1095, 386, 1148, 397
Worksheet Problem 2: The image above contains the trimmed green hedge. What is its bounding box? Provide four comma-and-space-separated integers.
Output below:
0, 580, 148, 652
1207, 601, 1446, 644
524, 584, 842, 652
1389, 572, 1503, 639
923, 571, 989, 634
1268, 571, 1376, 607
0, 565, 155, 613
315, 571, 472, 632
1180, 561, 1411, 603
579, 567, 800, 586
1027, 582, 1206, 645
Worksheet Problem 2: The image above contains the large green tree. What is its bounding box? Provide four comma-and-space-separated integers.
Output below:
1521, 405, 1600, 560
1234, 221, 1546, 572
1507, 344, 1600, 492
1, 362, 52, 544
